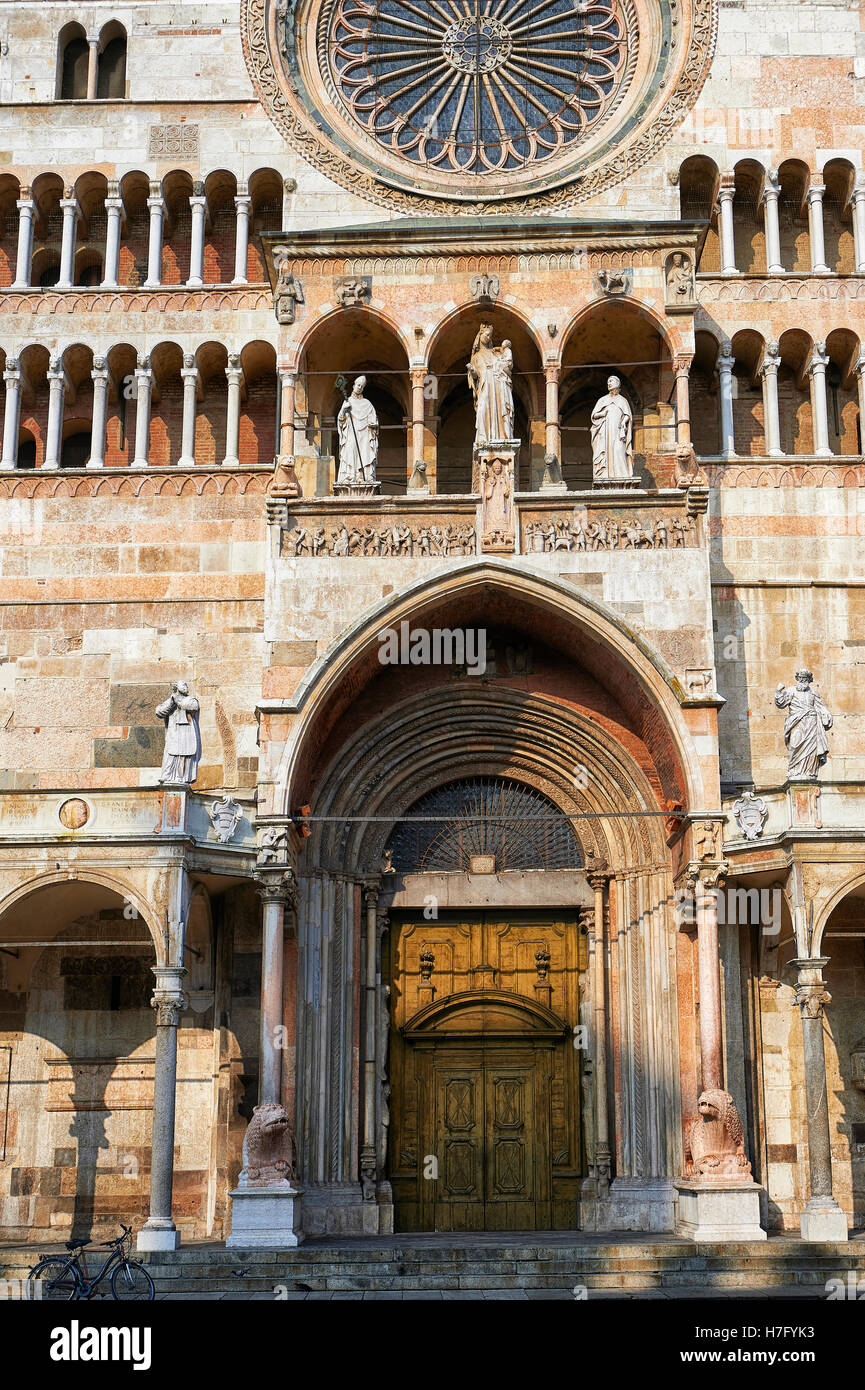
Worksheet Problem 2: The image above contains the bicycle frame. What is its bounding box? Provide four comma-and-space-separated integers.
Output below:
61, 1240, 127, 1298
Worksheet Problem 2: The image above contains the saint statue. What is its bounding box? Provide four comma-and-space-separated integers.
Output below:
156, 680, 201, 785
774, 669, 833, 780
468, 323, 515, 446
336, 375, 378, 485
591, 375, 634, 481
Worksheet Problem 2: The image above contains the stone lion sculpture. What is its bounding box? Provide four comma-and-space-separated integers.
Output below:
684, 1089, 752, 1181
238, 1103, 296, 1189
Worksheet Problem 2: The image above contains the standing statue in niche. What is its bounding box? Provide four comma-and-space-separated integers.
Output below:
468, 323, 515, 445
156, 680, 201, 785
774, 668, 833, 780
336, 375, 378, 486
591, 375, 634, 482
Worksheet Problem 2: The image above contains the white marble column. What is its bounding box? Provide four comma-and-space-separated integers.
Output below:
137, 965, 187, 1253
762, 170, 784, 274
717, 175, 739, 275
806, 182, 831, 275
808, 342, 833, 456
44, 359, 67, 470
855, 353, 865, 449
86, 38, 98, 99
12, 191, 35, 289
232, 188, 251, 285
57, 190, 80, 290
588, 865, 611, 1189
132, 355, 153, 467
223, 354, 243, 467
1, 358, 22, 468
88, 357, 109, 468
187, 183, 207, 289
409, 365, 426, 485
717, 342, 737, 458
360, 884, 380, 1199
793, 959, 849, 1241
102, 182, 124, 289
852, 178, 865, 274
759, 342, 784, 458
178, 356, 199, 467
144, 181, 165, 288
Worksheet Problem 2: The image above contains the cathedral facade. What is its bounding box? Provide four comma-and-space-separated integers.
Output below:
0, 0, 863, 1252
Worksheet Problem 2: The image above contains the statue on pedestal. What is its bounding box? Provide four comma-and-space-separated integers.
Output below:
480, 453, 513, 553
774, 668, 832, 780
156, 680, 200, 785
591, 376, 634, 483
468, 323, 515, 446
336, 375, 378, 488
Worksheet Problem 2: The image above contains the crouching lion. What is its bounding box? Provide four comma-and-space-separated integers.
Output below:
684, 1088, 752, 1181
239, 1103, 296, 1189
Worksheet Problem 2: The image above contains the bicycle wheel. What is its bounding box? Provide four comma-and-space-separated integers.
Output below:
27, 1258, 80, 1302
110, 1260, 155, 1301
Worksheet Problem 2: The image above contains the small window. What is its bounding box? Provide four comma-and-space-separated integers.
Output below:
60, 37, 89, 100
97, 35, 127, 99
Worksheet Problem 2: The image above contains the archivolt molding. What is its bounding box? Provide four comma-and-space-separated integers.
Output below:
273, 560, 708, 819
242, 0, 718, 214
0, 868, 164, 960
307, 686, 666, 876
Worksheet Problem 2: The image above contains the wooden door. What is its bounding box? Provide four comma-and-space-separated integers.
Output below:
387, 911, 584, 1232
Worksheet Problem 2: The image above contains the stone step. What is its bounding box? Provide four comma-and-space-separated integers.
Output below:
4, 1239, 863, 1294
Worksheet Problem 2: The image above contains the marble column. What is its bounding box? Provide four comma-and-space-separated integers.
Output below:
278, 365, 296, 459
587, 864, 611, 1189
761, 170, 785, 275
806, 182, 831, 275
717, 175, 739, 275
102, 183, 124, 289
86, 38, 98, 99
57, 191, 80, 289
410, 365, 426, 486
674, 354, 692, 449
131, 355, 153, 467
360, 884, 379, 1200
88, 357, 109, 468
232, 188, 251, 286
544, 360, 561, 461
44, 359, 67, 470
144, 181, 165, 288
808, 343, 833, 457
259, 890, 286, 1106
223, 354, 243, 467
852, 178, 865, 274
692, 864, 727, 1092
178, 356, 199, 467
187, 183, 207, 289
1, 358, 22, 468
717, 342, 737, 458
137, 965, 187, 1252
793, 958, 848, 1241
759, 342, 784, 458
13, 191, 35, 289
855, 353, 865, 446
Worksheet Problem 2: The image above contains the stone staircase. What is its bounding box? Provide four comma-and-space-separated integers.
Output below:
3, 1235, 864, 1296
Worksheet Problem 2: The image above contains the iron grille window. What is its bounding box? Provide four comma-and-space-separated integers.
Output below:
386, 776, 584, 872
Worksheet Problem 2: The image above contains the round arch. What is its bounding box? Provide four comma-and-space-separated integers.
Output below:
0, 870, 163, 960
812, 869, 865, 957
273, 559, 710, 823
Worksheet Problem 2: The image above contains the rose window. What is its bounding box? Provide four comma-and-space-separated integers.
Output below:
324, 0, 633, 175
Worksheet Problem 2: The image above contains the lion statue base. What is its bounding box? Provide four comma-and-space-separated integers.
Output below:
684, 1088, 753, 1182
238, 1103, 296, 1190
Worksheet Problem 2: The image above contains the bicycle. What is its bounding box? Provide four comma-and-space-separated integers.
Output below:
27, 1224, 155, 1301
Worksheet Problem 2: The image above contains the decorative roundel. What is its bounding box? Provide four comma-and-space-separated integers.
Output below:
324, 0, 632, 177
241, 0, 719, 212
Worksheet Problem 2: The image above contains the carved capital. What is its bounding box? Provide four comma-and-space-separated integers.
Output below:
150, 965, 188, 1028
255, 865, 299, 908
794, 984, 832, 1019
